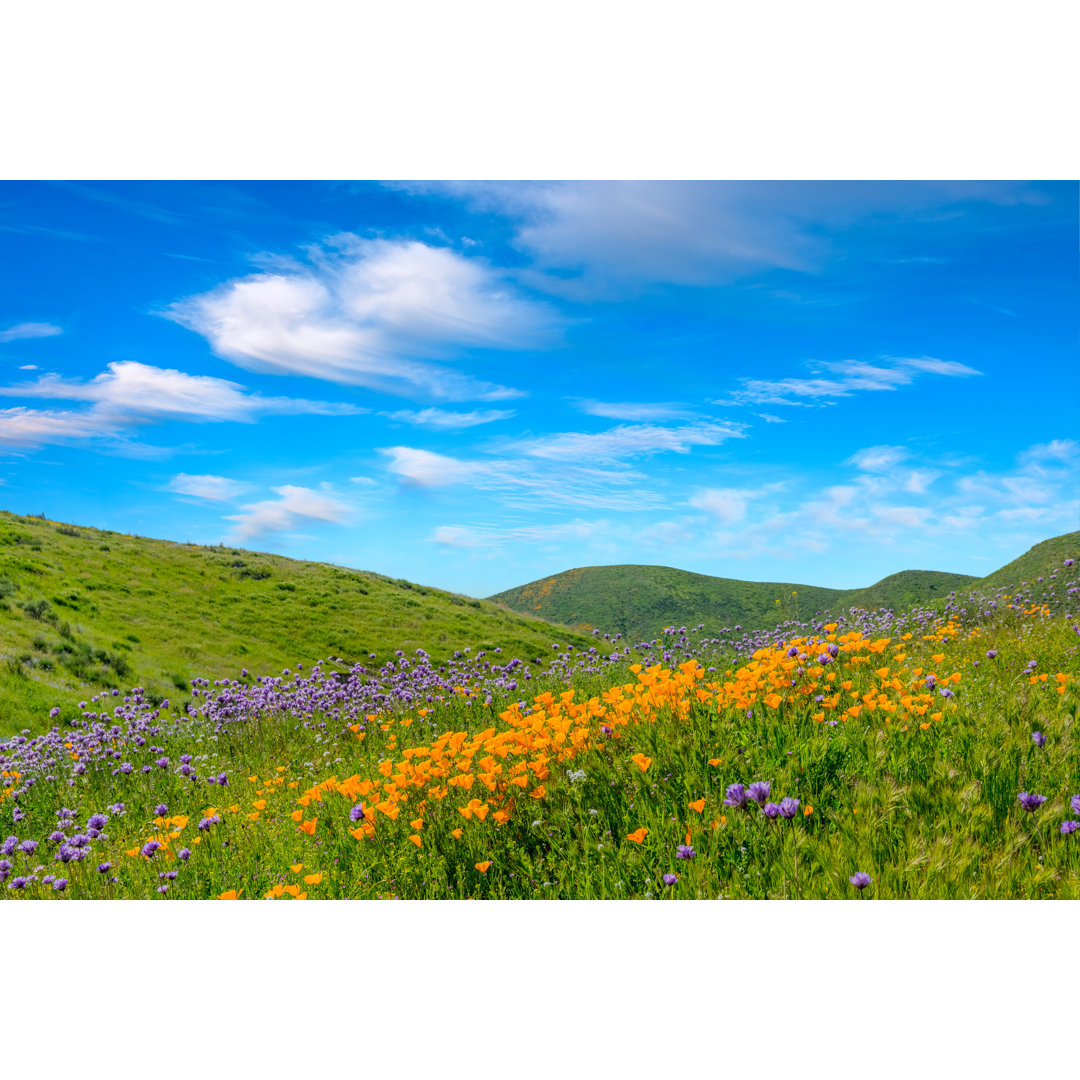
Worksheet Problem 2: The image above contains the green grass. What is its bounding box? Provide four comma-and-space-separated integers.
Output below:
0, 510, 601, 737
3, 596, 1077, 900
488, 562, 981, 642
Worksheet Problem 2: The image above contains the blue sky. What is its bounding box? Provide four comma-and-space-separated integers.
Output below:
1, 180, 1077, 597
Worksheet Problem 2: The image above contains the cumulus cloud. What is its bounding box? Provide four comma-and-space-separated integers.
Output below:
0, 322, 62, 343
166, 474, 252, 501
224, 484, 353, 541
381, 406, 515, 429
166, 237, 554, 400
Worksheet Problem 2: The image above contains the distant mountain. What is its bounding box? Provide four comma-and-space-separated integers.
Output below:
488, 535, 1080, 642
0, 510, 600, 736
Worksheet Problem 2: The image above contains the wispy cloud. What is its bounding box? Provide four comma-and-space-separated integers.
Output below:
0, 322, 62, 344
381, 407, 515, 429
432, 519, 608, 549
570, 399, 697, 421
724, 356, 981, 407
224, 484, 353, 541
394, 180, 1044, 296
1, 361, 363, 425
166, 237, 556, 401
165, 473, 253, 501
502, 420, 745, 463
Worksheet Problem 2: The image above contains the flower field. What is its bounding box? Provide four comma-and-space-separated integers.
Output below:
2, 561, 1078, 900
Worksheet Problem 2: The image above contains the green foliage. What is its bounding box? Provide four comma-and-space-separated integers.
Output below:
0, 510, 600, 737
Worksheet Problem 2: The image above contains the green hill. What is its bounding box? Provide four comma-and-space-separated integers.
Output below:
0, 510, 600, 737
487, 548, 1078, 644
963, 531, 1080, 599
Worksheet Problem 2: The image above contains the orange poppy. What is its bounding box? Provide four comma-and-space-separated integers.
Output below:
475, 861, 491, 873
708, 758, 721, 766
529, 786, 547, 799
298, 818, 317, 835
631, 753, 651, 772
252, 800, 267, 811
452, 828, 463, 839
689, 798, 705, 813
218, 889, 243, 900
304, 873, 323, 885
803, 806, 813, 817
626, 827, 648, 843
290, 809, 304, 822
290, 863, 303, 873
409, 835, 422, 848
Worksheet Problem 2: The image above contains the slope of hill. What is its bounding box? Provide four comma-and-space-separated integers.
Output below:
488, 557, 1044, 644
963, 531, 1080, 599
0, 510, 599, 736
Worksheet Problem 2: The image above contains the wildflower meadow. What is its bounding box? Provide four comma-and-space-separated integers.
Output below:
2, 556, 1077, 901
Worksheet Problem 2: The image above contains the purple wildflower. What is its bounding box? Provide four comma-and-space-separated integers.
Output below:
87, 813, 108, 830
762, 802, 781, 819
18, 839, 37, 856
52, 878, 67, 892
155, 757, 169, 770
826, 642, 839, 658
0, 836, 17, 857
778, 796, 800, 819
154, 804, 169, 817
849, 872, 872, 890
217, 773, 228, 787
663, 873, 678, 886
47, 830, 66, 844
746, 780, 771, 806
676, 844, 695, 860
1061, 821, 1079, 835
97, 862, 112, 873
1031, 732, 1046, 748
140, 840, 161, 858
986, 650, 997, 659
723, 783, 748, 809
350, 804, 365, 822
178, 847, 191, 861
1018, 792, 1047, 812
1071, 795, 1080, 815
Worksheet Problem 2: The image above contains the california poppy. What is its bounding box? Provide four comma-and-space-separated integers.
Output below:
475, 861, 491, 873
689, 798, 705, 813
290, 863, 303, 873
409, 834, 422, 848
627, 827, 648, 843
631, 753, 652, 772
304, 873, 323, 885
298, 818, 317, 835
218, 889, 243, 900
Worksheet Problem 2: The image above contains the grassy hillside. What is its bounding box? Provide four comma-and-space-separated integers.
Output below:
0, 510, 600, 737
963, 531, 1080, 602
489, 563, 981, 643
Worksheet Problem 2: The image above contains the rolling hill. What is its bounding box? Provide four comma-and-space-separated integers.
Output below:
0, 510, 601, 736
488, 531, 1080, 643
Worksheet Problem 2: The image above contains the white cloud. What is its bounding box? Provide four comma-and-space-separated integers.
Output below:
846, 445, 908, 473
2, 361, 362, 424
18, 365, 38, 371
0, 322, 62, 344
758, 413, 786, 423
381, 406, 515, 429
571, 399, 697, 421
726, 356, 981, 407
395, 181, 1043, 295
0, 406, 119, 448
432, 519, 608, 549
687, 487, 760, 526
224, 484, 353, 541
166, 237, 553, 400
381, 446, 482, 488
505, 420, 745, 463
166, 474, 252, 501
